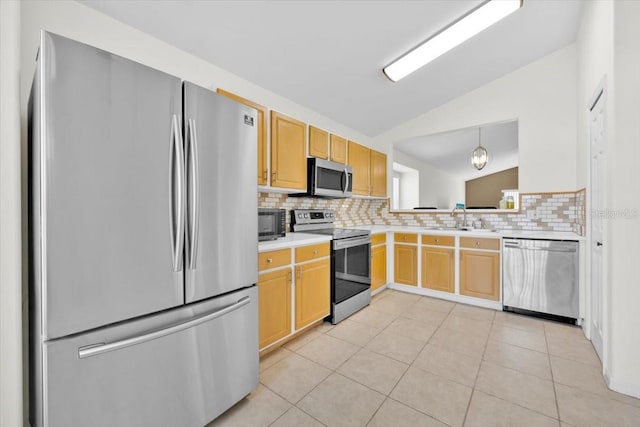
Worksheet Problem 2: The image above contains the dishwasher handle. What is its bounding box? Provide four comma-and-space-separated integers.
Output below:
503, 241, 577, 253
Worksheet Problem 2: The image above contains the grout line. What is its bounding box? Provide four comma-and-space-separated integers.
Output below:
543, 326, 562, 425
462, 311, 493, 426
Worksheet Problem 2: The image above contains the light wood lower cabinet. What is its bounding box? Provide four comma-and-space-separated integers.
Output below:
258, 242, 330, 351
422, 247, 454, 293
394, 243, 417, 286
295, 258, 330, 330
371, 243, 387, 292
258, 268, 292, 349
460, 250, 500, 300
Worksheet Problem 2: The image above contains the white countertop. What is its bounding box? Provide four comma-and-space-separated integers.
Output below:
258, 233, 332, 252
346, 225, 584, 241
258, 226, 583, 252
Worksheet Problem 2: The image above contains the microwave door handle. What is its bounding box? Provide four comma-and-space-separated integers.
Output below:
343, 168, 349, 194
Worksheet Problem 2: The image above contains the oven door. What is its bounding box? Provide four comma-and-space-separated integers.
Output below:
311, 158, 353, 198
333, 235, 370, 304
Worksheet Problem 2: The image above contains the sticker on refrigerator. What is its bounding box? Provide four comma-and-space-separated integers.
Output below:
243, 115, 254, 126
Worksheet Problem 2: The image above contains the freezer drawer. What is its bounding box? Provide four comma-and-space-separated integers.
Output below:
32, 286, 258, 427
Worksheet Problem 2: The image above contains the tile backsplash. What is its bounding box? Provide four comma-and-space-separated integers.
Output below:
258, 189, 587, 235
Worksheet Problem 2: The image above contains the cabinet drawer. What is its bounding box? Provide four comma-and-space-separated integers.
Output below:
422, 234, 454, 247
259, 249, 291, 271
394, 233, 418, 244
460, 237, 500, 251
295, 242, 330, 263
371, 233, 386, 246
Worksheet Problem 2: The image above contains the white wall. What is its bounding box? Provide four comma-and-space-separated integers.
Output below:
0, 1, 24, 426
607, 0, 640, 398
374, 44, 578, 194
393, 149, 464, 209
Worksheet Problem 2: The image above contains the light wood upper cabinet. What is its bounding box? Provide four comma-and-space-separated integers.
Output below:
258, 268, 292, 348
422, 247, 455, 293
394, 243, 417, 286
295, 258, 330, 329
216, 89, 268, 185
271, 111, 307, 189
370, 150, 387, 197
347, 140, 387, 197
309, 126, 329, 159
371, 244, 387, 292
330, 134, 347, 164
347, 140, 371, 196
460, 250, 500, 300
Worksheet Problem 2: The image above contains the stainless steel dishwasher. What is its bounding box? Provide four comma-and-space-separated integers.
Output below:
502, 238, 579, 323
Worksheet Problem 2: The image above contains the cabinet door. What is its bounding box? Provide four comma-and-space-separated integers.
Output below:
422, 247, 454, 293
460, 250, 500, 300
271, 111, 307, 189
258, 268, 292, 348
370, 150, 387, 197
347, 140, 371, 195
330, 134, 347, 164
371, 244, 387, 292
295, 259, 330, 330
217, 89, 268, 185
309, 125, 329, 159
394, 244, 417, 286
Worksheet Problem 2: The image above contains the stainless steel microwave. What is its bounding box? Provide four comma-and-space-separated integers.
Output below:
299, 158, 353, 198
258, 208, 286, 241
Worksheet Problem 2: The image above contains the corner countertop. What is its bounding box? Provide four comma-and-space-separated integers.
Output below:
258, 233, 332, 252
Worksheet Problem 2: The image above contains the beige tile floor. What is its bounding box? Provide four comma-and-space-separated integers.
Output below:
210, 289, 640, 427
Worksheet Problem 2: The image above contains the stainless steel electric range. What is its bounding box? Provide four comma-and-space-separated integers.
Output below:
291, 209, 371, 324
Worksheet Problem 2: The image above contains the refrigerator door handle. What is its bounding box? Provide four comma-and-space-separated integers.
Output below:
169, 114, 186, 272
186, 118, 200, 270
78, 296, 251, 359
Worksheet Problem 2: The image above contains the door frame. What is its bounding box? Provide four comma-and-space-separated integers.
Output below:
587, 76, 608, 368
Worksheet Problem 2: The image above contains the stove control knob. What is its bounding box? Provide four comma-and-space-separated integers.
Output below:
304, 213, 309, 219
298, 213, 303, 219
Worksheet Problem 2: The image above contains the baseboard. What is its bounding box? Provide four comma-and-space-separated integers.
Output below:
387, 283, 503, 310
605, 370, 640, 399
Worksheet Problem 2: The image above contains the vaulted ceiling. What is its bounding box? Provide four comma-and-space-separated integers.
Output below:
81, 0, 583, 137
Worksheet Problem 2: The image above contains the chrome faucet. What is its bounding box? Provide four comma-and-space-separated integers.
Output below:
451, 203, 467, 229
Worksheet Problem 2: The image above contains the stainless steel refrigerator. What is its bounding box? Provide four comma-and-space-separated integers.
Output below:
29, 32, 258, 427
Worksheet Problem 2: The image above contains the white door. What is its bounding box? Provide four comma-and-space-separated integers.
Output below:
589, 87, 606, 361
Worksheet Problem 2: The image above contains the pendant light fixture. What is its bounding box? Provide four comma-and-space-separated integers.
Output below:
471, 127, 488, 170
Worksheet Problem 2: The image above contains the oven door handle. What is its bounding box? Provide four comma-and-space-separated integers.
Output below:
333, 236, 371, 250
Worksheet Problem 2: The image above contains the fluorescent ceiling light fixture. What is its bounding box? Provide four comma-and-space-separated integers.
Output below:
383, 0, 523, 82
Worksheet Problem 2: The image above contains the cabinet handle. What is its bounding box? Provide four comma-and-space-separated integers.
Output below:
476, 241, 480, 246
263, 170, 267, 180
272, 171, 277, 182
435, 239, 440, 243
288, 270, 292, 283
297, 267, 301, 281
313, 249, 318, 255
266, 258, 273, 263
403, 236, 407, 241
